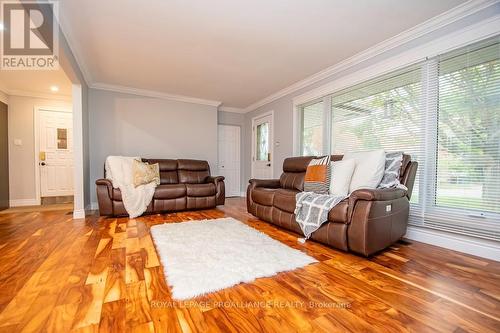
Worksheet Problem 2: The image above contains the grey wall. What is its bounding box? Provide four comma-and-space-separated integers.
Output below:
89, 89, 218, 204
242, 6, 499, 185
217, 111, 246, 193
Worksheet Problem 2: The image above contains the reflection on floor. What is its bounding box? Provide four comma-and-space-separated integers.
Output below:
0, 197, 498, 332
0, 203, 73, 214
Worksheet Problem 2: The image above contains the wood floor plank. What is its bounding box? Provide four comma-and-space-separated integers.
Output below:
99, 300, 125, 333
0, 197, 499, 332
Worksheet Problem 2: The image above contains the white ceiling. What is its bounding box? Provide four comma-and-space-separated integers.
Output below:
0, 0, 72, 99
0, 68, 72, 98
59, 0, 467, 108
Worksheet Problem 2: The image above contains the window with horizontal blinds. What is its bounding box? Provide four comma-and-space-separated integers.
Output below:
330, 65, 424, 204
424, 37, 500, 240
300, 100, 324, 156
296, 35, 500, 241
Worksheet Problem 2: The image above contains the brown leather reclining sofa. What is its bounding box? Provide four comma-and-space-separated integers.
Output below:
96, 159, 225, 216
247, 154, 417, 256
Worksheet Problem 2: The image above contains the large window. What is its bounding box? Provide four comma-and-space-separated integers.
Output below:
436, 42, 500, 215
330, 66, 423, 203
299, 100, 324, 156
296, 36, 500, 240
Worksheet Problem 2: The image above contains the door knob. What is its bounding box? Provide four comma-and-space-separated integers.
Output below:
40, 162, 46, 166
266, 163, 271, 167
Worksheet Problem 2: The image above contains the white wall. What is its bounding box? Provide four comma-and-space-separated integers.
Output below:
7, 95, 72, 203
58, 30, 91, 213
89, 89, 218, 205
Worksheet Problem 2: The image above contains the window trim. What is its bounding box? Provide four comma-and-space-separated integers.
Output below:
292, 17, 500, 155
293, 31, 500, 238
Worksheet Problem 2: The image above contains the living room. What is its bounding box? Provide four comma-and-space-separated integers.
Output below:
0, 0, 499, 332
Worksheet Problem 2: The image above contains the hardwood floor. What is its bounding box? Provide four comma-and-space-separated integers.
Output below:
0, 197, 499, 332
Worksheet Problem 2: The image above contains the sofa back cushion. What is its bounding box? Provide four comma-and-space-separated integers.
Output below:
142, 159, 179, 184
343, 149, 386, 192
279, 156, 313, 191
329, 159, 356, 197
178, 159, 210, 184
330, 153, 413, 187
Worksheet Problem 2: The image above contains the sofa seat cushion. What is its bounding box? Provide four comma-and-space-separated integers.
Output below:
154, 184, 186, 199
327, 199, 349, 223
186, 183, 216, 197
251, 188, 276, 206
273, 189, 299, 214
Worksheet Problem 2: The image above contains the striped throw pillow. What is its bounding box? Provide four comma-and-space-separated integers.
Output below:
378, 151, 407, 189
304, 156, 331, 194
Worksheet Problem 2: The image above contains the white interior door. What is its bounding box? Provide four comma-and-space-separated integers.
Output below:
39, 109, 74, 197
218, 125, 241, 197
252, 113, 273, 179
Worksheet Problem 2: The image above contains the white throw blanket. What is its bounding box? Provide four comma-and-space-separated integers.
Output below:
294, 192, 346, 239
105, 156, 157, 218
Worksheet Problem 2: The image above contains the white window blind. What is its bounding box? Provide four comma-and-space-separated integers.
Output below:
296, 35, 500, 241
300, 100, 324, 156
422, 37, 500, 240
330, 65, 424, 204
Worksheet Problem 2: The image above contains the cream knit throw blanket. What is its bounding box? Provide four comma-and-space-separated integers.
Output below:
105, 156, 157, 218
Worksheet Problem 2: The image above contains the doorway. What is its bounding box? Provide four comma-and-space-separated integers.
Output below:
0, 101, 8, 211
218, 125, 241, 197
35, 107, 74, 205
251, 111, 274, 179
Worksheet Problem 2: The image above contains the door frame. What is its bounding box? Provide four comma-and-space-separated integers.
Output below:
33, 106, 72, 205
217, 124, 241, 197
251, 110, 274, 179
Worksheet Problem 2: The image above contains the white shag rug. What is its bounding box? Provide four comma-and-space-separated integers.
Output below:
150, 217, 317, 299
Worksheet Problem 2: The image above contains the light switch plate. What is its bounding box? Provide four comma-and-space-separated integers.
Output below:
14, 139, 22, 146
386, 204, 392, 212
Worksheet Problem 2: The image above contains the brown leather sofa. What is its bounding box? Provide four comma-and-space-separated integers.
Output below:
96, 159, 225, 216
247, 154, 417, 256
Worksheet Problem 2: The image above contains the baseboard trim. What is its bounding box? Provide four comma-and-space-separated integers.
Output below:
73, 209, 86, 219
90, 202, 98, 210
9, 199, 40, 207
405, 225, 500, 262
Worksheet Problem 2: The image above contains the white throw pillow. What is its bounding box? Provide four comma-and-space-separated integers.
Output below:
329, 159, 356, 197
344, 149, 386, 192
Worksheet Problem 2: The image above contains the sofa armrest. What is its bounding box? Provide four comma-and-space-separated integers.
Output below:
206, 175, 225, 183
207, 176, 225, 205
349, 188, 407, 202
347, 188, 407, 221
96, 178, 113, 197
248, 178, 281, 189
346, 187, 410, 256
246, 178, 281, 214
95, 178, 114, 216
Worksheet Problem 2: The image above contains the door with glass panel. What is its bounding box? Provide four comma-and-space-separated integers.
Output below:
39, 109, 74, 197
252, 113, 273, 179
